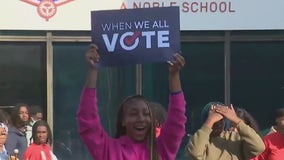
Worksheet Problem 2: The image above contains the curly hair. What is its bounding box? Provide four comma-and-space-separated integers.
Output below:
11, 103, 30, 126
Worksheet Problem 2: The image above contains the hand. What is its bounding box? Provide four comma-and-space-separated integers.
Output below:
214, 104, 241, 125
168, 53, 185, 74
10, 156, 19, 160
86, 44, 100, 69
85, 44, 99, 88
168, 53, 184, 93
207, 105, 224, 123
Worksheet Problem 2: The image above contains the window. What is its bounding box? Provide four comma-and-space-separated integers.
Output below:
53, 42, 136, 159
0, 42, 46, 115
231, 42, 284, 131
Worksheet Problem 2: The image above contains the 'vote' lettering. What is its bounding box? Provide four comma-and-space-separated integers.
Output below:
102, 30, 169, 52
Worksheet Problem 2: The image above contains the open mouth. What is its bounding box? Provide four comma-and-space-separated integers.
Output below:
133, 126, 148, 136
134, 126, 147, 131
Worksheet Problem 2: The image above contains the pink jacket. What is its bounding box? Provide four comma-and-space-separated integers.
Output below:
77, 87, 186, 160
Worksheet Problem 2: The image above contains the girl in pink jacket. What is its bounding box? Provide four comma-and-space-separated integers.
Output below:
77, 44, 187, 160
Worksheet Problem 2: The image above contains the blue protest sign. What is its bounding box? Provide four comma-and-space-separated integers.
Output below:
91, 7, 180, 67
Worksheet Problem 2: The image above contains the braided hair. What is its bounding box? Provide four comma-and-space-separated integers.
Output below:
31, 120, 52, 145
115, 95, 159, 160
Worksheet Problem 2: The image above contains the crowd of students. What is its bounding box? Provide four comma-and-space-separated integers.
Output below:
2, 43, 283, 160
77, 44, 284, 160
0, 104, 56, 160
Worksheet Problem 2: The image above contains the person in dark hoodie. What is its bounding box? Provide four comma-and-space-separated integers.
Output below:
6, 109, 27, 159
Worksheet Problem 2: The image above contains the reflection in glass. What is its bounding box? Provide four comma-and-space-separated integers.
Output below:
0, 42, 46, 114
53, 43, 136, 160
142, 42, 225, 160
231, 42, 284, 131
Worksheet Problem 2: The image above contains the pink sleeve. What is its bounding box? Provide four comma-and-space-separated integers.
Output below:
76, 87, 110, 159
157, 91, 187, 160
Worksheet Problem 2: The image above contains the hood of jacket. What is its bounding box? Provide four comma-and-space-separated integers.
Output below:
8, 126, 26, 137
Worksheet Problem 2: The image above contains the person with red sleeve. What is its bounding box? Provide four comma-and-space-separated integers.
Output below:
23, 120, 57, 160
253, 108, 284, 160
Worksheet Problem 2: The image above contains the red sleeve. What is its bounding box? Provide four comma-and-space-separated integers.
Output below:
23, 145, 41, 160
252, 136, 270, 160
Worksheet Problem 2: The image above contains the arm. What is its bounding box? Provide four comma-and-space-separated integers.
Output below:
22, 146, 36, 160
237, 121, 265, 158
157, 54, 187, 159
85, 44, 99, 88
76, 44, 109, 159
187, 105, 223, 160
6, 132, 17, 157
187, 126, 212, 160
169, 53, 184, 93
251, 136, 270, 160
214, 104, 265, 158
